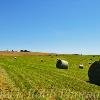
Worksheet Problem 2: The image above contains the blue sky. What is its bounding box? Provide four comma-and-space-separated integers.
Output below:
0, 0, 100, 54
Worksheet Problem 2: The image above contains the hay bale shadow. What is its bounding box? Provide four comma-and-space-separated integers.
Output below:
86, 81, 100, 86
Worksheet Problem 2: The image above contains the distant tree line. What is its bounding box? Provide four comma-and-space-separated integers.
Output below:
20, 50, 30, 52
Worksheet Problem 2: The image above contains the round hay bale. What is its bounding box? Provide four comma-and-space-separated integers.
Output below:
79, 64, 83, 69
40, 59, 43, 62
89, 62, 92, 65
88, 61, 100, 85
90, 59, 92, 60
14, 57, 17, 59
56, 59, 68, 69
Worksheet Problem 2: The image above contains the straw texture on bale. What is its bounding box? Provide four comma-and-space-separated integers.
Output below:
56, 59, 68, 69
88, 61, 100, 85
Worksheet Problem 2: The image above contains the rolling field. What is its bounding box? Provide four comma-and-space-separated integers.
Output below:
0, 53, 100, 99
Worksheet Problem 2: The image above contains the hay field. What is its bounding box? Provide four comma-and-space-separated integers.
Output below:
0, 52, 100, 99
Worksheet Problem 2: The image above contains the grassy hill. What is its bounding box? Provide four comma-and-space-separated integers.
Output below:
0, 53, 100, 99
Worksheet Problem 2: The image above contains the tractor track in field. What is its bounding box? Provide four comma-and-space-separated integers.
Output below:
0, 66, 13, 100
0, 66, 35, 100
0, 66, 21, 100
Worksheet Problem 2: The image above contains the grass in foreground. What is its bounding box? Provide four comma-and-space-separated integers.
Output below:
0, 54, 100, 99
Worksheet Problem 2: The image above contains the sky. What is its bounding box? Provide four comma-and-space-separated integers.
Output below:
0, 0, 100, 54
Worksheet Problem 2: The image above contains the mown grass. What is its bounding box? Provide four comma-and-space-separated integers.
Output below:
0, 54, 100, 99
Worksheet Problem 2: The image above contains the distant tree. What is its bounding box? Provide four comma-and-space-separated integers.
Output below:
12, 50, 14, 52
20, 50, 30, 52
20, 50, 24, 52
24, 50, 30, 52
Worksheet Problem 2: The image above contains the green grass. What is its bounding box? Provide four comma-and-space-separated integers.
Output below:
0, 54, 100, 99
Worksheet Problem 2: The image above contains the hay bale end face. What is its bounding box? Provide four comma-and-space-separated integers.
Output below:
88, 61, 100, 85
56, 59, 68, 69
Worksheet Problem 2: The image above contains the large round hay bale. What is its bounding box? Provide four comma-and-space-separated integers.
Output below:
88, 61, 100, 85
56, 59, 68, 69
